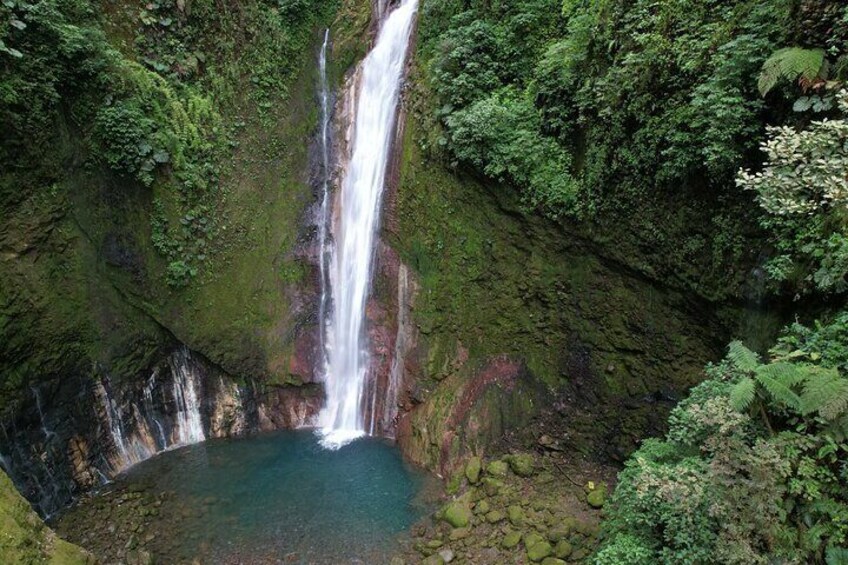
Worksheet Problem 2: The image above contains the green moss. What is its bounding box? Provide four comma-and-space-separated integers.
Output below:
465, 456, 482, 484
0, 470, 93, 564
441, 499, 472, 528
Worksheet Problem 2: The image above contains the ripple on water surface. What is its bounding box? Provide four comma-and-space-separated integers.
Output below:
62, 430, 439, 564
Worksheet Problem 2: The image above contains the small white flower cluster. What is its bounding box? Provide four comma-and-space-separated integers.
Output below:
737, 90, 848, 217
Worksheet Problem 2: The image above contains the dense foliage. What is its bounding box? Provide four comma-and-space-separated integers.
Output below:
595, 313, 848, 564
417, 0, 848, 298
738, 90, 848, 295
0, 0, 328, 286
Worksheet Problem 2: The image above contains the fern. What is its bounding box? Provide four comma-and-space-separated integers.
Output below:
755, 364, 801, 410
758, 47, 826, 96
730, 377, 756, 411
727, 341, 760, 372
826, 546, 848, 565
757, 362, 806, 388
799, 367, 848, 421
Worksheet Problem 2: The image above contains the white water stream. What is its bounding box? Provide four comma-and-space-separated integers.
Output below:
318, 0, 418, 448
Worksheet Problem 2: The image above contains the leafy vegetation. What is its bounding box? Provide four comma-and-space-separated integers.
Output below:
416, 0, 848, 300
595, 313, 848, 564
738, 90, 848, 295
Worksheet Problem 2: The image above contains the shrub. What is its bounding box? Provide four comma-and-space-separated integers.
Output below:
596, 314, 848, 564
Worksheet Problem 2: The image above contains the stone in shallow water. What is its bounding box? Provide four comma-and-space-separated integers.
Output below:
439, 548, 455, 562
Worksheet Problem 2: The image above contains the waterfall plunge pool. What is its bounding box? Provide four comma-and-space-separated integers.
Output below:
53, 430, 440, 564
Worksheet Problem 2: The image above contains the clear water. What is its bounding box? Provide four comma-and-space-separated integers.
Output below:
109, 430, 437, 564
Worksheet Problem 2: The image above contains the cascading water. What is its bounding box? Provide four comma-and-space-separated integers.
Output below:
318, 0, 418, 448
97, 348, 206, 474
168, 348, 206, 445
317, 28, 333, 376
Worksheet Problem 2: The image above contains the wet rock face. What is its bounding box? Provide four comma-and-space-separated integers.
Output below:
0, 346, 322, 518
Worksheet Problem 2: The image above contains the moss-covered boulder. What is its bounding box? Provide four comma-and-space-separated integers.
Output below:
475, 499, 490, 515
526, 534, 553, 562
465, 456, 482, 484
482, 477, 504, 496
507, 453, 535, 477
508, 504, 526, 526
586, 482, 607, 508
554, 539, 573, 559
486, 460, 509, 477
541, 558, 567, 565
502, 530, 522, 549
0, 470, 93, 563
485, 510, 505, 523
441, 499, 472, 528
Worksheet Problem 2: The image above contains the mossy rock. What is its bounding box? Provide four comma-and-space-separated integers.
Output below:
482, 477, 504, 496
541, 558, 567, 565
449, 528, 469, 541
554, 539, 573, 559
507, 453, 535, 477
587, 488, 606, 508
426, 539, 444, 549
485, 510, 505, 524
465, 456, 482, 484
475, 499, 490, 515
507, 505, 526, 527
441, 499, 472, 528
526, 540, 553, 562
486, 460, 509, 477
501, 530, 522, 549
422, 554, 445, 565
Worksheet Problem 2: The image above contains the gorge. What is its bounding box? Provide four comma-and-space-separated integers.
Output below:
1, 0, 847, 563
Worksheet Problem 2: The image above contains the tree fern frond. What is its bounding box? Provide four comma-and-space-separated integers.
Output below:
799, 367, 848, 419
758, 47, 826, 96
755, 365, 801, 410
730, 377, 756, 412
727, 341, 759, 373
757, 362, 805, 388
824, 414, 848, 443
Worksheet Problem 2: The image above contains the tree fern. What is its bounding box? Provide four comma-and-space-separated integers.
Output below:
800, 367, 848, 421
758, 47, 826, 96
730, 377, 756, 411
757, 362, 806, 388
727, 341, 760, 372
755, 364, 801, 410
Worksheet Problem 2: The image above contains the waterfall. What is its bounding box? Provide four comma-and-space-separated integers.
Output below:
97, 348, 205, 475
168, 348, 206, 445
31, 385, 56, 441
318, 0, 418, 448
317, 28, 333, 379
